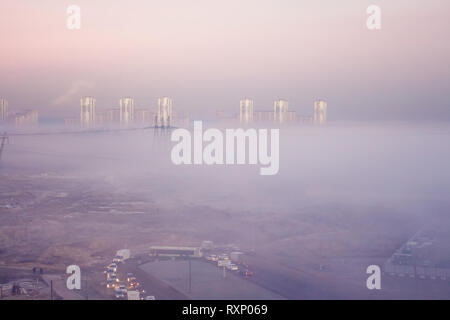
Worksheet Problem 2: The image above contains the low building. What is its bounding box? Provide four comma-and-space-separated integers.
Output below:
64, 117, 79, 127
149, 246, 202, 258
13, 110, 39, 126
171, 111, 190, 128
253, 110, 274, 122
135, 109, 155, 125
105, 108, 120, 124
297, 116, 313, 124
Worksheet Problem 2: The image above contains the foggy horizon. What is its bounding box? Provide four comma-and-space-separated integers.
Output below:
1, 0, 450, 121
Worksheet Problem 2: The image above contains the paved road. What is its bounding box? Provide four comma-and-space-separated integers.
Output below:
119, 257, 189, 300
41, 274, 85, 300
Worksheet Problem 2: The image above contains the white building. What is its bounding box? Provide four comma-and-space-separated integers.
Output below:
156, 97, 173, 128
239, 98, 254, 124
120, 97, 135, 125
314, 100, 327, 125
0, 99, 8, 121
14, 110, 38, 126
80, 96, 96, 127
149, 246, 202, 258
274, 99, 289, 123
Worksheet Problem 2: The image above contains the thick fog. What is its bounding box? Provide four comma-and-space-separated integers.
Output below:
1, 122, 450, 298
3, 122, 450, 213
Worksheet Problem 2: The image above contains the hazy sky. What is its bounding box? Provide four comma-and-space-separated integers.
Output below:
0, 0, 449, 120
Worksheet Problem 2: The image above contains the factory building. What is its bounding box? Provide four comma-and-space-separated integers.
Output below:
314, 100, 327, 125
105, 108, 120, 123
274, 99, 289, 123
135, 109, 155, 124
119, 97, 135, 125
94, 108, 121, 127
297, 116, 313, 124
149, 246, 202, 258
237, 99, 321, 125
13, 110, 39, 126
0, 99, 8, 121
285, 110, 298, 122
171, 111, 190, 128
253, 110, 275, 122
71, 97, 182, 128
239, 98, 254, 124
80, 96, 96, 127
94, 112, 108, 126
156, 97, 173, 128
250, 99, 293, 123
216, 110, 238, 126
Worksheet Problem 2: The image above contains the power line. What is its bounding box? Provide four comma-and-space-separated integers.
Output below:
6, 126, 159, 137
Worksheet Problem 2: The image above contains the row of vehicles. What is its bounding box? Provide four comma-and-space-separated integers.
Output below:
122, 273, 155, 300
105, 262, 120, 289
114, 274, 142, 299
104, 252, 128, 290
205, 253, 253, 277
104, 257, 155, 300
115, 284, 127, 299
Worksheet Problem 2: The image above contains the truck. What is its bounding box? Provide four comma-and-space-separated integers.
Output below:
127, 290, 140, 300
116, 249, 131, 261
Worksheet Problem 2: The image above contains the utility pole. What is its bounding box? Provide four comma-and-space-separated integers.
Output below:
188, 259, 191, 294
85, 276, 89, 300
251, 224, 256, 253
50, 280, 53, 300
